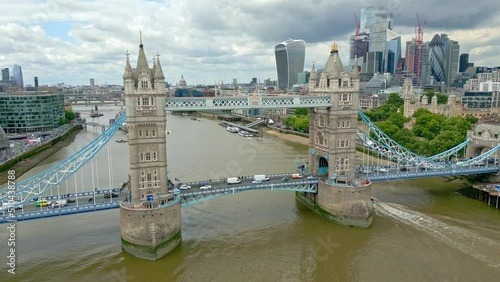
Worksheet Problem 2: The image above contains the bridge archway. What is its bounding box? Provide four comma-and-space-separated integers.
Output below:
318, 157, 328, 176
465, 124, 500, 159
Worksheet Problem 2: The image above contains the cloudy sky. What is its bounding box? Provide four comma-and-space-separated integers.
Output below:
1, 0, 499, 87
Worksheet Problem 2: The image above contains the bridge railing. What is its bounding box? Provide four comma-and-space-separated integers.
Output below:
180, 180, 318, 198
179, 172, 300, 186
0, 202, 120, 223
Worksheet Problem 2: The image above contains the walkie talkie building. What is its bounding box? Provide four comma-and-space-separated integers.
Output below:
274, 39, 305, 90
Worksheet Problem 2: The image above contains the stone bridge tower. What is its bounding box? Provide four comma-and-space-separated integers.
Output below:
120, 35, 181, 260
466, 121, 500, 156
296, 44, 373, 228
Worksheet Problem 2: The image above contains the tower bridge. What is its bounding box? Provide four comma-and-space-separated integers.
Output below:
1, 40, 499, 261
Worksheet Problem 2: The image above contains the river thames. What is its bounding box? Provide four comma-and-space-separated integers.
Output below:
1, 104, 499, 282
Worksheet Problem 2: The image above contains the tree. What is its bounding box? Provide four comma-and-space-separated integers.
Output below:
294, 116, 309, 132
465, 114, 479, 125
364, 93, 404, 122
294, 108, 309, 116
386, 112, 407, 129
65, 110, 76, 121
283, 116, 296, 127
386, 93, 404, 108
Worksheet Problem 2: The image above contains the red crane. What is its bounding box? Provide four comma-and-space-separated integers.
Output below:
353, 12, 360, 59
415, 12, 427, 81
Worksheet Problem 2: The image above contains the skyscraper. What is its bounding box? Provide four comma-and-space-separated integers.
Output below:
349, 31, 369, 70
34, 77, 39, 88
360, 7, 393, 33
429, 34, 446, 84
11, 64, 23, 90
365, 21, 401, 75
274, 39, 305, 90
405, 38, 430, 86
459, 53, 469, 72
353, 7, 394, 73
428, 33, 459, 86
1, 68, 9, 82
442, 34, 460, 86
90, 78, 95, 87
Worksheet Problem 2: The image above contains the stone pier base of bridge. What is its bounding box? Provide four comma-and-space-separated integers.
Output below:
120, 201, 182, 260
296, 181, 373, 228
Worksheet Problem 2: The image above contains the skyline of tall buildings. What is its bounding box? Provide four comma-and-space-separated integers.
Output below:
349, 6, 466, 87
274, 39, 305, 90
350, 7, 401, 77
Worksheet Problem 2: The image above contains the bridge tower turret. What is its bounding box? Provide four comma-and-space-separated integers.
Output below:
119, 34, 181, 260
298, 42, 373, 228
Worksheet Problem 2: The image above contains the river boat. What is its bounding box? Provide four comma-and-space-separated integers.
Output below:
226, 127, 239, 133
90, 111, 104, 117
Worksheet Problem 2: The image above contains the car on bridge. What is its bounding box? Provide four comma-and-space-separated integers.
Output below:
35, 200, 51, 207
200, 184, 212, 190
488, 158, 499, 164
252, 179, 262, 184
307, 175, 319, 180
292, 173, 303, 179
51, 200, 67, 208
375, 168, 389, 173
1, 201, 23, 211
104, 193, 118, 199
180, 184, 191, 190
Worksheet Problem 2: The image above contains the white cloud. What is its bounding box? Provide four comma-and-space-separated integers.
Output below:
0, 0, 499, 86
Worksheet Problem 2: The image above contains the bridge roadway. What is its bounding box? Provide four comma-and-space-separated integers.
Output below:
356, 163, 500, 181
2, 164, 499, 223
0, 173, 315, 223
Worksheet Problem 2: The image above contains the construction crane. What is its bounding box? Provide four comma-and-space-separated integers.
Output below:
415, 12, 427, 81
353, 12, 360, 60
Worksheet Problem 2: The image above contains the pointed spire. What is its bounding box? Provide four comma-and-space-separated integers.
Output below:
324, 42, 344, 79
123, 50, 134, 79
136, 32, 150, 73
310, 60, 318, 80
154, 52, 165, 80
139, 30, 143, 48
351, 56, 359, 79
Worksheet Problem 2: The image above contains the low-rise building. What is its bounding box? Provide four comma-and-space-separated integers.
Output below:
0, 92, 65, 133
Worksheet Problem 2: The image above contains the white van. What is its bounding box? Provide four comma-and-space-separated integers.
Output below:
226, 177, 241, 184
253, 175, 269, 182
51, 199, 67, 208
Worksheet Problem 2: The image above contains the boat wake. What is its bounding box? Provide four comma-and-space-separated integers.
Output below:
375, 200, 500, 269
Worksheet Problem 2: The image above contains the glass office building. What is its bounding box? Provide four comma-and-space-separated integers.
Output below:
365, 21, 401, 75
274, 39, 305, 90
360, 7, 393, 33
0, 92, 65, 133
11, 64, 23, 90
